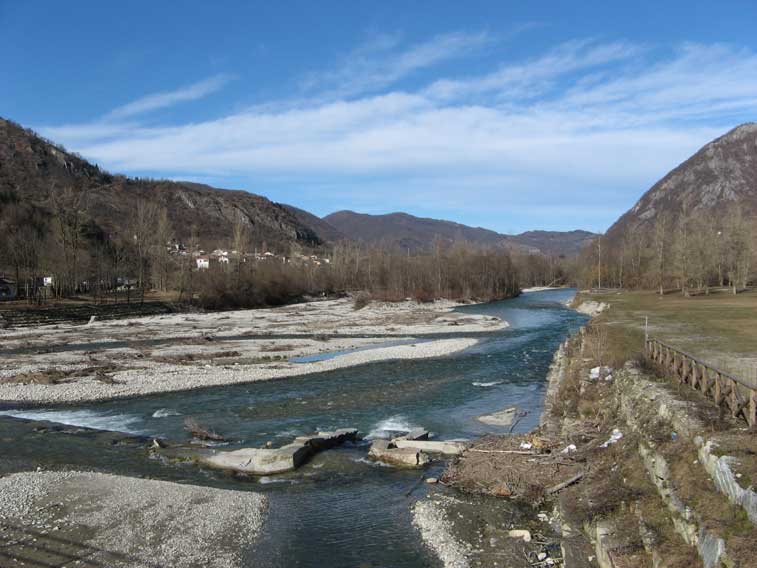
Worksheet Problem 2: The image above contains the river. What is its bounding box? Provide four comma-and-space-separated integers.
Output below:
0, 288, 587, 567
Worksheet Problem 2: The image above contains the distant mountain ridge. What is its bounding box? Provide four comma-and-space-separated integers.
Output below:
605, 123, 757, 241
322, 210, 595, 257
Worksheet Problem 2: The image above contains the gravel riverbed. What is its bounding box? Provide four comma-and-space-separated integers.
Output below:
0, 470, 266, 568
0, 298, 503, 405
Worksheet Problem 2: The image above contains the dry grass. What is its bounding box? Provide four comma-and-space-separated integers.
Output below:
152, 350, 242, 364
259, 343, 299, 352
352, 292, 372, 310
587, 288, 757, 360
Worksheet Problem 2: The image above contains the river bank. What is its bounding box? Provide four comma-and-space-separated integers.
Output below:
427, 290, 757, 568
0, 297, 503, 405
411, 300, 592, 568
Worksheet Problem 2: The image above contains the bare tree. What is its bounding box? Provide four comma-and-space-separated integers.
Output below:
131, 199, 159, 289
673, 201, 693, 296
48, 186, 87, 296
152, 207, 173, 291
654, 213, 669, 295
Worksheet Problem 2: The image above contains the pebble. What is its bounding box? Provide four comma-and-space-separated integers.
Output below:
508, 529, 531, 542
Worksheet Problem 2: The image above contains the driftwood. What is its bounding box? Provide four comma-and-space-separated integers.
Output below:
184, 418, 227, 442
545, 472, 584, 495
468, 449, 535, 455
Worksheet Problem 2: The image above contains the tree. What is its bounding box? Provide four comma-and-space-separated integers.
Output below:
654, 213, 669, 295
723, 205, 752, 294
131, 199, 159, 289
232, 213, 251, 286
152, 207, 173, 291
673, 201, 693, 296
48, 186, 87, 296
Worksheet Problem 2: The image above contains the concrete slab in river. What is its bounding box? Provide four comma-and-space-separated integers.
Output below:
193, 428, 360, 475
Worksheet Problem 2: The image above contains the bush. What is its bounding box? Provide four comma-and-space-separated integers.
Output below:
353, 292, 372, 310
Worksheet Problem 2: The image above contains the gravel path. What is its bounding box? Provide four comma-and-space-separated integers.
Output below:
0, 470, 266, 568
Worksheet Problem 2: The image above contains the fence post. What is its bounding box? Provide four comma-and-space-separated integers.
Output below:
642, 338, 757, 428
729, 380, 739, 419
714, 373, 722, 404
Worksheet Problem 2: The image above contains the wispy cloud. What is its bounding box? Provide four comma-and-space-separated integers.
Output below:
423, 39, 642, 102
301, 31, 492, 98
104, 74, 232, 120
38, 38, 757, 231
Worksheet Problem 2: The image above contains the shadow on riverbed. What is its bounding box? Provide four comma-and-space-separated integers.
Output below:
0, 522, 157, 568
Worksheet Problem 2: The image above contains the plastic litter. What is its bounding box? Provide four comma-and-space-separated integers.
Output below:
600, 428, 623, 448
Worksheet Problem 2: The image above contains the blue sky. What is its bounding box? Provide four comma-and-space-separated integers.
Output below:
3, 1, 757, 234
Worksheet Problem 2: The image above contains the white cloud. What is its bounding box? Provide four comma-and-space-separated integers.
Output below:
37, 39, 757, 231
104, 74, 232, 120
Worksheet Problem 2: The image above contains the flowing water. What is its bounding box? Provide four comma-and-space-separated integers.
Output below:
1, 289, 587, 567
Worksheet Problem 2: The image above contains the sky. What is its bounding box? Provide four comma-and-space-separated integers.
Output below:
3, 1, 757, 234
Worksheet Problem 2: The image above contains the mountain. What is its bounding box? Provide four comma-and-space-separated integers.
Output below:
323, 210, 595, 257
606, 123, 757, 241
0, 118, 320, 250
282, 205, 346, 243
324, 210, 513, 251
511, 230, 597, 258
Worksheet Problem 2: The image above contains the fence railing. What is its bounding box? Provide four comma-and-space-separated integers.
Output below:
645, 338, 757, 428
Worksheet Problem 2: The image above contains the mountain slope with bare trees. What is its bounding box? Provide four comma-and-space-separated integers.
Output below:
584, 123, 757, 292
0, 117, 321, 252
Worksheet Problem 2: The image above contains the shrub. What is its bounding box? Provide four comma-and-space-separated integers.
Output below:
353, 292, 372, 310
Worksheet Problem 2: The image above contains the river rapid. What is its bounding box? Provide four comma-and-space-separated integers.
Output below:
0, 289, 587, 567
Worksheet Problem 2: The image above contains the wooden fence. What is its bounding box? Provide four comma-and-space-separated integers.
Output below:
645, 338, 757, 428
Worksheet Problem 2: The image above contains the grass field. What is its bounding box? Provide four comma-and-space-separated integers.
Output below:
585, 288, 757, 383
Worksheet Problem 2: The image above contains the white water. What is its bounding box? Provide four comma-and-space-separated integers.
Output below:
152, 408, 181, 418
366, 415, 421, 439
0, 408, 146, 435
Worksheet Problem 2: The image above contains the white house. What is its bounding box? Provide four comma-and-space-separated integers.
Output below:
196, 257, 210, 270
